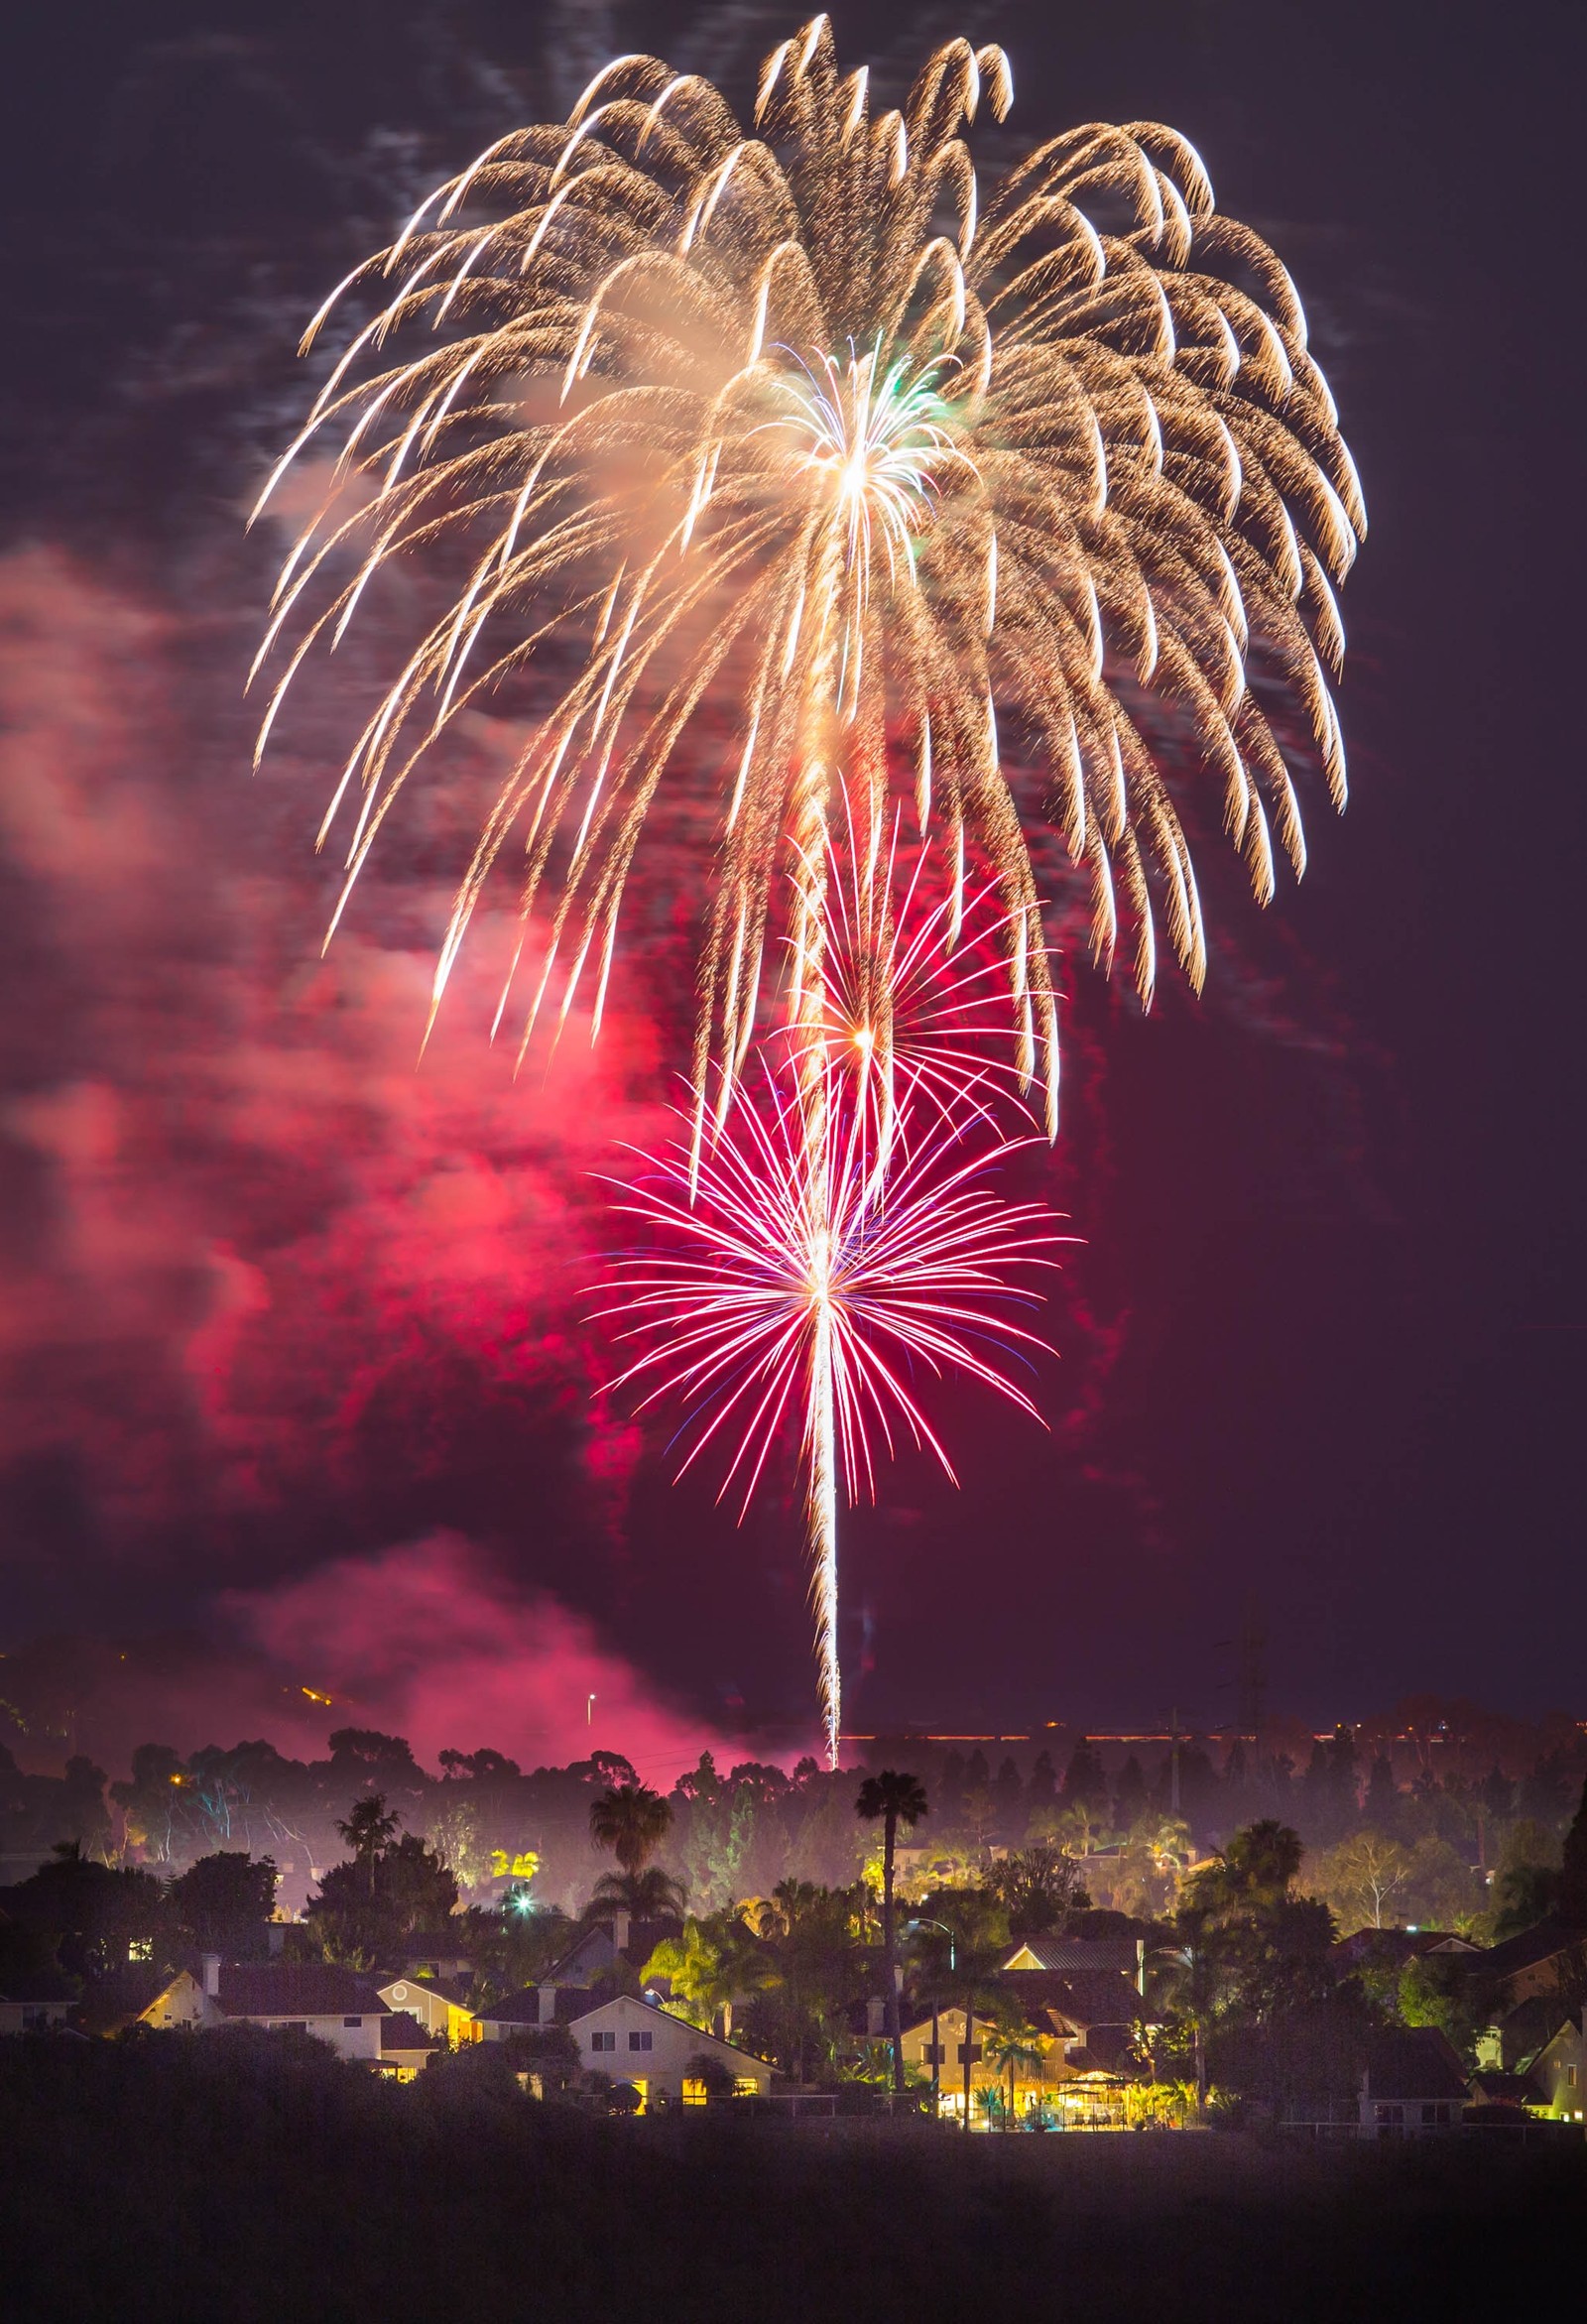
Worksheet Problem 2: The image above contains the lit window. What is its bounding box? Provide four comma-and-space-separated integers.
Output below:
629, 2030, 653, 2052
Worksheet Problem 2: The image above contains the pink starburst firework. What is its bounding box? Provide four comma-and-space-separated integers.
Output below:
596, 1066, 1067, 1761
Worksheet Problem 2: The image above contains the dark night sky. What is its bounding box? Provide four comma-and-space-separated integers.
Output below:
0, 0, 1581, 1766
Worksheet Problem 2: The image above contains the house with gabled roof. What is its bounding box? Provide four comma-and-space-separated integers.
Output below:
67, 1956, 389, 2059
0, 1975, 76, 2035
1357, 2025, 1469, 2135
563, 1992, 772, 2110
205, 1959, 388, 2060
1524, 2011, 1585, 2122
376, 1972, 478, 2044
1481, 1920, 1587, 2006
1004, 1933, 1144, 1984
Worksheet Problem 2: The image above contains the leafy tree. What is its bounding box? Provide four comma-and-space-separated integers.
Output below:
1558, 1774, 1587, 1929
1478, 1765, 1514, 1824
59, 1757, 110, 1855
308, 1821, 454, 1964
169, 1851, 278, 1957
991, 1758, 1025, 1837
1027, 1750, 1056, 1810
109, 1745, 195, 1864
741, 1882, 867, 2082
1402, 1836, 1485, 1934
327, 1730, 424, 1793
458, 1897, 572, 2000
1112, 1755, 1150, 1833
498, 2021, 581, 2093
681, 2050, 738, 2101
856, 1770, 928, 2093
8, 1843, 166, 1980
1059, 1738, 1107, 1812
1364, 1755, 1399, 1830
425, 1798, 486, 1891
1399, 1953, 1503, 2067
981, 1843, 1087, 1938
589, 1783, 671, 1877
1305, 1831, 1414, 1931
1490, 1817, 1562, 1939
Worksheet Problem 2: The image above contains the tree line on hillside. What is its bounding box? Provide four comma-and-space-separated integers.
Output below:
8, 1756, 1587, 2119
4, 1711, 1583, 1942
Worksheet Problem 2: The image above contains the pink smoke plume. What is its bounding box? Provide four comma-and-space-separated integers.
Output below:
223, 1532, 751, 1782
0, 544, 661, 1567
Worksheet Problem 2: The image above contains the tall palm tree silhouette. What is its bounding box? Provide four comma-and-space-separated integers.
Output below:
589, 1783, 672, 1876
856, 1771, 928, 2095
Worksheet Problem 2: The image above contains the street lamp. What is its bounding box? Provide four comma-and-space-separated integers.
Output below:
907, 1917, 956, 2123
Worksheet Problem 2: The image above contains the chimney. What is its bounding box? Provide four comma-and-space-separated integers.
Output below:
536, 1984, 553, 2026
612, 1908, 631, 1956
201, 1953, 221, 1999
867, 1996, 886, 2038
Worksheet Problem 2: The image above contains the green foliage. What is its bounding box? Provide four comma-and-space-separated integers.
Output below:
7, 1844, 166, 1980
168, 1850, 277, 1957
587, 1866, 686, 1921
1558, 1774, 1587, 1928
1399, 1953, 1504, 2067
307, 1824, 457, 1963
980, 1843, 1086, 1937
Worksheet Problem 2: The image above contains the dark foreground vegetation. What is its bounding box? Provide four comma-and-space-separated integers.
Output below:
1, 2028, 1578, 2324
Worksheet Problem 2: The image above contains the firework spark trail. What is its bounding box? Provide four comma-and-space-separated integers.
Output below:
251, 13, 1362, 1137
251, 14, 1365, 1756
598, 1066, 1067, 1760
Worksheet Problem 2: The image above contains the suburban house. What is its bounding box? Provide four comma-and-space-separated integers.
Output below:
562, 1993, 772, 2109
1482, 1921, 1586, 2006
117, 1952, 388, 2063
475, 1984, 559, 2040
1357, 2025, 1469, 2135
1005, 1934, 1145, 1987
1001, 1969, 1143, 2075
0, 1977, 75, 2035
1333, 1928, 1482, 1972
74, 1966, 208, 2037
473, 1909, 682, 2038
378, 2010, 443, 2080
1527, 2012, 1585, 2122
376, 1973, 478, 2044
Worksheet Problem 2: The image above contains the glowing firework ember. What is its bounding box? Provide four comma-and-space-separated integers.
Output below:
598, 1071, 1066, 1763
252, 12, 1363, 1126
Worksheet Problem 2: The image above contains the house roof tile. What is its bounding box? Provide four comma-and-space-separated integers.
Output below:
217, 1965, 387, 2018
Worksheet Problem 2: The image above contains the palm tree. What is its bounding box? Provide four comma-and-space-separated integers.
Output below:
589, 1782, 672, 1875
984, 2019, 1047, 2132
856, 1771, 929, 2095
336, 1793, 400, 1897
641, 1910, 767, 2040
588, 1866, 686, 1922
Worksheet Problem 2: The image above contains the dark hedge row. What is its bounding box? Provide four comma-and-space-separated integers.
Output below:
1, 2026, 1579, 2322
